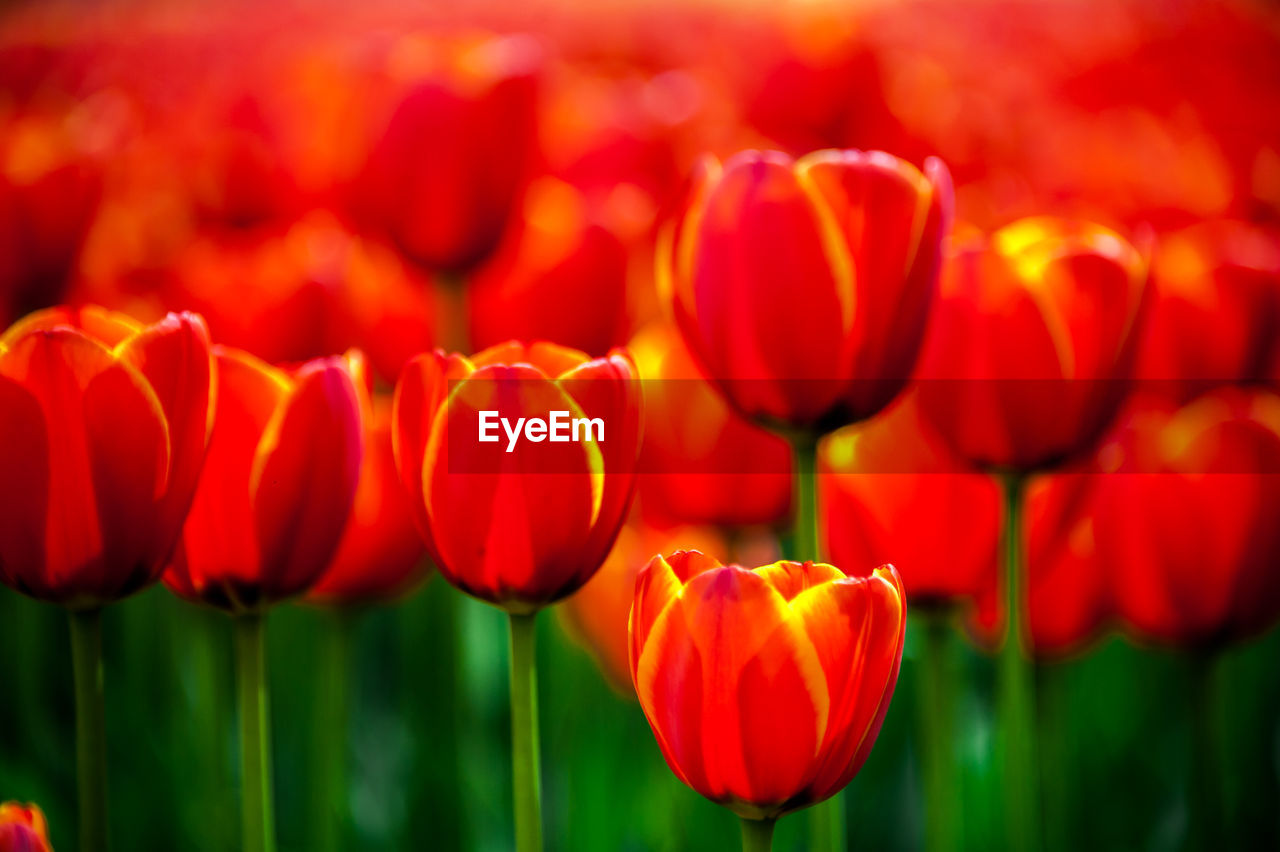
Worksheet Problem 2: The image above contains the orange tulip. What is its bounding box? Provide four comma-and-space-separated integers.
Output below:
917, 218, 1149, 472
663, 148, 951, 433
1095, 388, 1280, 648
307, 393, 427, 604
164, 346, 363, 612
0, 802, 52, 852
0, 306, 213, 607
629, 553, 906, 819
393, 340, 641, 612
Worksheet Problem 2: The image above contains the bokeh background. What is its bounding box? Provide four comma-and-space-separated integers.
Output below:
1, 0, 1279, 849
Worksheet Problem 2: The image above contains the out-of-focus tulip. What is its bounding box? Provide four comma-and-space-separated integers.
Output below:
164, 346, 363, 612
469, 178, 630, 356
347, 33, 541, 275
1136, 221, 1280, 402
158, 214, 436, 383
560, 519, 724, 694
393, 340, 641, 612
633, 323, 792, 528
0, 802, 52, 852
917, 218, 1149, 472
630, 553, 905, 819
0, 110, 103, 326
823, 393, 998, 608
307, 392, 427, 605
1095, 388, 1280, 648
0, 306, 212, 607
663, 148, 951, 434
822, 393, 1111, 657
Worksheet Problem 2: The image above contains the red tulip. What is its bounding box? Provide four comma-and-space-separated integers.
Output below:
347, 33, 541, 275
822, 393, 998, 607
917, 218, 1149, 472
559, 519, 725, 694
1136, 221, 1280, 402
0, 111, 103, 327
469, 178, 630, 356
1095, 388, 1280, 648
393, 341, 641, 612
307, 393, 427, 605
0, 802, 51, 852
822, 394, 1111, 657
0, 306, 212, 607
629, 553, 906, 819
164, 346, 363, 612
663, 148, 951, 433
633, 323, 793, 528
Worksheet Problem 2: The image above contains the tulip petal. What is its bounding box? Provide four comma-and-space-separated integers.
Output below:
0, 375, 49, 593
252, 358, 363, 601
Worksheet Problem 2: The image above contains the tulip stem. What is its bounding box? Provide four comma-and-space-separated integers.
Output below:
791, 435, 846, 852
313, 609, 356, 852
740, 816, 776, 852
919, 610, 958, 852
235, 612, 277, 852
1188, 652, 1224, 850
69, 607, 109, 852
509, 610, 543, 852
998, 474, 1041, 852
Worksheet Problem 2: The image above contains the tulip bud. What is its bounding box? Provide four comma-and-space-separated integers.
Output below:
917, 217, 1149, 472
663, 148, 951, 434
0, 306, 213, 607
392, 340, 641, 611
164, 347, 363, 612
0, 802, 52, 852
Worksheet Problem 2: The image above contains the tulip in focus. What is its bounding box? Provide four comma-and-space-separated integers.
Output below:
663, 148, 951, 434
0, 803, 51, 852
630, 553, 905, 847
392, 340, 641, 611
0, 306, 213, 606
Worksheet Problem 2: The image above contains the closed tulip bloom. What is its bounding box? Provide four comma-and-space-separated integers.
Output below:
0, 802, 52, 852
917, 218, 1149, 472
629, 553, 906, 819
164, 346, 363, 612
1136, 221, 1280, 402
348, 34, 541, 275
393, 340, 641, 611
0, 306, 213, 607
663, 148, 951, 433
1096, 388, 1280, 647
307, 393, 427, 604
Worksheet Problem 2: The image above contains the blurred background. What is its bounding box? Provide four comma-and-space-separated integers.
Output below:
1, 0, 1279, 849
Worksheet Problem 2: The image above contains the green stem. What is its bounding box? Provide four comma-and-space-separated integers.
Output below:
1188, 653, 1223, 851
235, 612, 276, 852
69, 607, 109, 852
437, 273, 470, 354
312, 609, 356, 852
509, 611, 543, 852
919, 611, 958, 852
998, 475, 1040, 852
791, 436, 845, 852
740, 816, 776, 852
